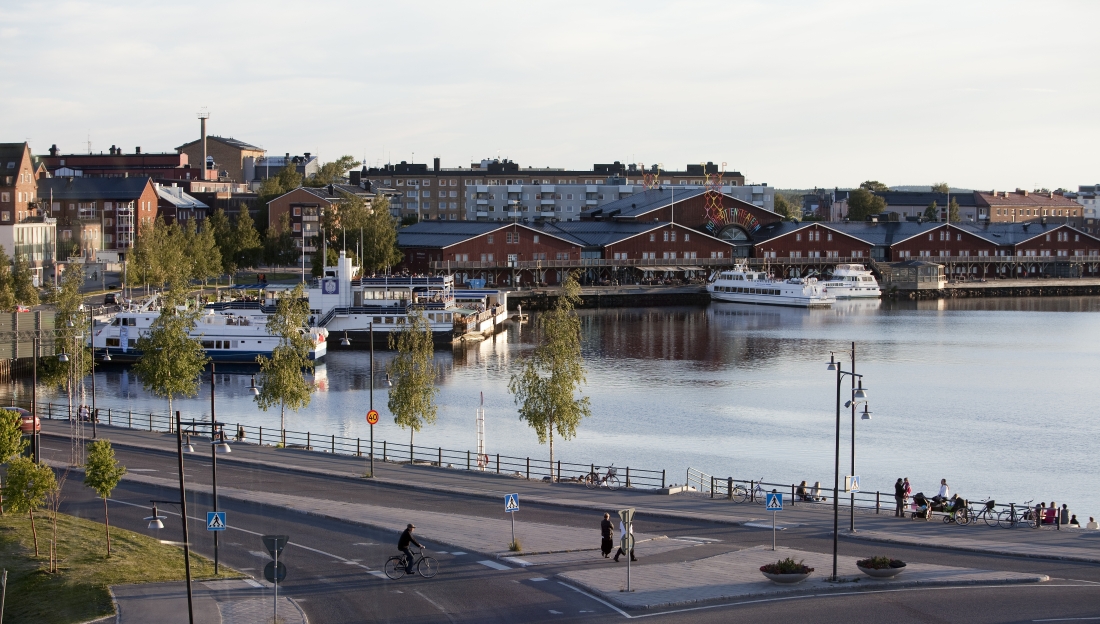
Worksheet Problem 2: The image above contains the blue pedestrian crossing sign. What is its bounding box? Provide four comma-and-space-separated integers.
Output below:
765, 492, 784, 511
845, 475, 861, 493
206, 511, 226, 531
504, 493, 519, 513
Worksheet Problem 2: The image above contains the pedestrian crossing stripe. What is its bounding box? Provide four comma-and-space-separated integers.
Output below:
207, 511, 226, 531
505, 493, 519, 513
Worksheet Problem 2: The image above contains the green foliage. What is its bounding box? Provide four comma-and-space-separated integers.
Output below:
847, 188, 887, 221
305, 155, 361, 187
856, 556, 905, 569
362, 197, 404, 273
931, 182, 950, 193
254, 283, 314, 429
947, 198, 960, 222
0, 409, 28, 516
264, 213, 299, 267
923, 199, 960, 222
132, 306, 209, 421
12, 253, 38, 306
39, 264, 92, 390
773, 193, 802, 221
760, 557, 813, 574
125, 218, 214, 303
0, 245, 13, 313
508, 271, 590, 478
233, 209, 263, 270
311, 247, 338, 277
387, 308, 438, 446
84, 438, 126, 555
859, 180, 890, 193
3, 456, 56, 555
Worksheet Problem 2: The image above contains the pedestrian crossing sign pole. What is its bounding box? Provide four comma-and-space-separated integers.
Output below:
765, 492, 783, 550
505, 494, 519, 549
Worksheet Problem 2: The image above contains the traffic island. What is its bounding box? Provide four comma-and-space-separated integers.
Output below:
558, 545, 1049, 610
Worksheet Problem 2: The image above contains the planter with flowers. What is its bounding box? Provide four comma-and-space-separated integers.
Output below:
855, 556, 907, 578
759, 557, 814, 584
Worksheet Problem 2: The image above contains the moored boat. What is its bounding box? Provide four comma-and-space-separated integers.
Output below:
707, 265, 834, 308
821, 264, 882, 299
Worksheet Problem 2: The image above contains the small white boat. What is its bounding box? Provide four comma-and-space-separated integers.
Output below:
707, 265, 835, 308
821, 264, 882, 299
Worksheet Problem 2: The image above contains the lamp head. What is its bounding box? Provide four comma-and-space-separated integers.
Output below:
214, 440, 231, 454
183, 441, 195, 453
826, 354, 836, 371
249, 375, 260, 396
853, 380, 868, 401
861, 405, 872, 420
147, 517, 165, 530
340, 334, 351, 347
58, 353, 69, 363
102, 352, 112, 362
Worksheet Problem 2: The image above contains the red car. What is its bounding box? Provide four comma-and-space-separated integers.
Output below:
5, 407, 38, 433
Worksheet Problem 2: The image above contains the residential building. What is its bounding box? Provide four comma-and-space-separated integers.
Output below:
1068, 184, 1100, 232
0, 142, 46, 224
155, 183, 209, 224
360, 159, 765, 222
977, 189, 1083, 226
251, 153, 320, 185
40, 144, 208, 181
38, 176, 158, 257
176, 136, 265, 183
871, 191, 982, 223
267, 185, 376, 264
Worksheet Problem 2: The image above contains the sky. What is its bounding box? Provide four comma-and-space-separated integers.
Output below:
1, 1, 1096, 191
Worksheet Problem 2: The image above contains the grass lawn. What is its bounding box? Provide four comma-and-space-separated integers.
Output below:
0, 510, 240, 624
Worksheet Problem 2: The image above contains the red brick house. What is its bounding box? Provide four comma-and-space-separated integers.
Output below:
38, 176, 157, 256
887, 223, 1001, 260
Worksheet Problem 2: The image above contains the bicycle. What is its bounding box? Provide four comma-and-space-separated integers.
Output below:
967, 498, 999, 527
384, 547, 438, 579
584, 465, 620, 491
731, 479, 768, 504
997, 499, 1037, 529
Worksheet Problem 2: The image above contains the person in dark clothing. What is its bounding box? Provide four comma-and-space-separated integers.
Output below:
894, 478, 906, 517
600, 513, 614, 558
397, 523, 423, 573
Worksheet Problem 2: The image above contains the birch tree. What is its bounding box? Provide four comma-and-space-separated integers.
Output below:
133, 305, 209, 429
0, 409, 28, 515
387, 309, 438, 448
84, 439, 126, 556
509, 271, 590, 481
254, 283, 314, 431
4, 457, 56, 556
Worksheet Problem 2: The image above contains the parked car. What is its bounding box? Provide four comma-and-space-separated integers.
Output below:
4, 407, 38, 433
104, 293, 119, 305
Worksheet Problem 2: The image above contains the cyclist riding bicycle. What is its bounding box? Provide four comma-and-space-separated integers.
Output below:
397, 523, 423, 574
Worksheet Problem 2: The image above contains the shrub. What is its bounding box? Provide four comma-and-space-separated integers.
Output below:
856, 556, 906, 569
760, 557, 813, 574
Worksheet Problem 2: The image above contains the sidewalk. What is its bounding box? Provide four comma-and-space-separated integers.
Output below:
48, 420, 1100, 563
113, 579, 306, 624
560, 545, 1049, 610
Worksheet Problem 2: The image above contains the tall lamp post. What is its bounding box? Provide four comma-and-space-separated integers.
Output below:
830, 342, 872, 533
825, 353, 869, 581
145, 411, 195, 624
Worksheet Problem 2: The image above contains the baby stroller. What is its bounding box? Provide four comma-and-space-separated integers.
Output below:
911, 492, 932, 520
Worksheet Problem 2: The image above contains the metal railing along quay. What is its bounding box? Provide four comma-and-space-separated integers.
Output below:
22, 399, 667, 490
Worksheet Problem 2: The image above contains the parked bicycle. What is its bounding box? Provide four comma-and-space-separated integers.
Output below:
967, 498, 999, 527
731, 479, 768, 504
384, 547, 438, 579
584, 465, 620, 490
998, 499, 1037, 529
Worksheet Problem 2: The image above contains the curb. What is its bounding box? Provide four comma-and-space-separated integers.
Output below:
559, 572, 1052, 611
839, 530, 1100, 565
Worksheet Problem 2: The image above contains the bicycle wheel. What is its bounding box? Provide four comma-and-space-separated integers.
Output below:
731, 485, 748, 503
1028, 513, 1040, 529
605, 475, 620, 491
384, 556, 406, 580
755, 489, 767, 504
956, 511, 970, 526
983, 510, 998, 528
418, 556, 439, 578
996, 510, 1014, 529
584, 473, 596, 489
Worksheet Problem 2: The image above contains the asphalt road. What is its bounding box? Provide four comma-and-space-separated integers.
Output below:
45, 442, 1100, 624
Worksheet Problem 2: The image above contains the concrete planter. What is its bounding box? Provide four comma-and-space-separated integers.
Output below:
857, 563, 906, 578
761, 571, 812, 584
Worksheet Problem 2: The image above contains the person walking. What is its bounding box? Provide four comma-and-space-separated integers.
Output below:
397, 523, 423, 573
893, 478, 906, 517
614, 518, 636, 563
600, 513, 614, 558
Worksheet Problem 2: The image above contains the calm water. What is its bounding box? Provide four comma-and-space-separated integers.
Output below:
12, 297, 1100, 516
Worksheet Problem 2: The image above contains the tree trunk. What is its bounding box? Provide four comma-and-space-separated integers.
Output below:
549, 417, 555, 483
1, 475, 5, 517
104, 496, 112, 556
280, 402, 285, 433
30, 508, 38, 556
168, 396, 173, 433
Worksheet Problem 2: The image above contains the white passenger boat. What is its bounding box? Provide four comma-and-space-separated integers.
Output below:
92, 300, 328, 363
821, 264, 882, 299
707, 265, 834, 308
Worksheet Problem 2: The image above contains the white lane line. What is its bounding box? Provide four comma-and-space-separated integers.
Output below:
477, 560, 512, 570
128, 469, 158, 472
450, 551, 467, 556
244, 579, 264, 588
502, 557, 533, 567
109, 498, 377, 573
529, 577, 548, 582
558, 582, 632, 618
1034, 618, 1100, 622
676, 536, 720, 542
368, 571, 387, 579
415, 590, 458, 624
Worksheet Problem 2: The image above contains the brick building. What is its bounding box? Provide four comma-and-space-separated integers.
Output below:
977, 189, 1083, 226
41, 144, 208, 181
155, 183, 209, 224
750, 222, 874, 260
0, 142, 46, 224
176, 136, 265, 183
38, 177, 157, 256
267, 185, 376, 264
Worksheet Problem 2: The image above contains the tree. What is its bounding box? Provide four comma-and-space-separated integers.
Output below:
311, 247, 338, 277
0, 409, 28, 515
931, 182, 950, 193
924, 201, 939, 221
387, 308, 438, 448
846, 188, 887, 221
773, 193, 802, 221
924, 199, 960, 222
4, 456, 56, 556
133, 306, 209, 430
234, 209, 263, 270
361, 197, 403, 274
38, 265, 91, 391
208, 208, 238, 279
187, 220, 222, 286
306, 156, 361, 187
859, 180, 890, 193
254, 283, 314, 431
0, 245, 14, 312
264, 213, 298, 269
12, 253, 38, 307
508, 271, 590, 481
84, 439, 126, 556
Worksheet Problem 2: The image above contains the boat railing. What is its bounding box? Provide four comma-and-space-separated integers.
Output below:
206, 301, 277, 314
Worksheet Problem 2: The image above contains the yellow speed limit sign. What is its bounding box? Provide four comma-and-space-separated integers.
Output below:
366, 410, 379, 425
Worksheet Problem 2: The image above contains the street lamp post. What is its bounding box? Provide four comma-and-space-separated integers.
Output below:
369, 321, 374, 477
826, 354, 869, 580
145, 411, 195, 624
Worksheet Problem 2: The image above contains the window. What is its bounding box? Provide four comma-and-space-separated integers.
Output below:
827, 232, 833, 241
293, 207, 302, 216
789, 251, 801, 258
450, 180, 457, 186
0, 193, 7, 203
796, 233, 801, 242
670, 232, 676, 242
0, 212, 8, 222
407, 190, 418, 197
450, 213, 457, 220
533, 235, 539, 243
62, 230, 72, 240
684, 233, 690, 242
851, 250, 864, 258
556, 252, 569, 260
422, 180, 430, 186
710, 251, 724, 259
293, 223, 302, 232
642, 252, 656, 259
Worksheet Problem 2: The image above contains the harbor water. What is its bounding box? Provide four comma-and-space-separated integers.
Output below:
11, 296, 1100, 517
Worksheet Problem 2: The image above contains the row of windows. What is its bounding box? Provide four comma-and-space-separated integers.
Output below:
995, 208, 1078, 217
715, 286, 781, 295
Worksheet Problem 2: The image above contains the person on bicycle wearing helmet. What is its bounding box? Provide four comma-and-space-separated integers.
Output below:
398, 523, 423, 573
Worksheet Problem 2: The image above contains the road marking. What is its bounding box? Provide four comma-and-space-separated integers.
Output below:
549, 610, 563, 615
676, 536, 720, 542
450, 551, 467, 556
502, 557, 532, 566
244, 579, 263, 588
368, 571, 387, 579
415, 590, 457, 624
353, 542, 379, 547
529, 577, 548, 582
558, 582, 632, 618
436, 551, 450, 555
477, 560, 512, 570
743, 522, 787, 530
128, 468, 158, 472
1034, 619, 1100, 622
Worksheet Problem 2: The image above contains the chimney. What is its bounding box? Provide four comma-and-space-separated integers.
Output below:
433, 157, 440, 172
135, 146, 141, 154
304, 152, 310, 160
49, 144, 58, 157
198, 111, 210, 179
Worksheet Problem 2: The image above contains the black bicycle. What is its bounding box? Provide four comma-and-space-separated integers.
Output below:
967, 498, 999, 527
384, 547, 438, 579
